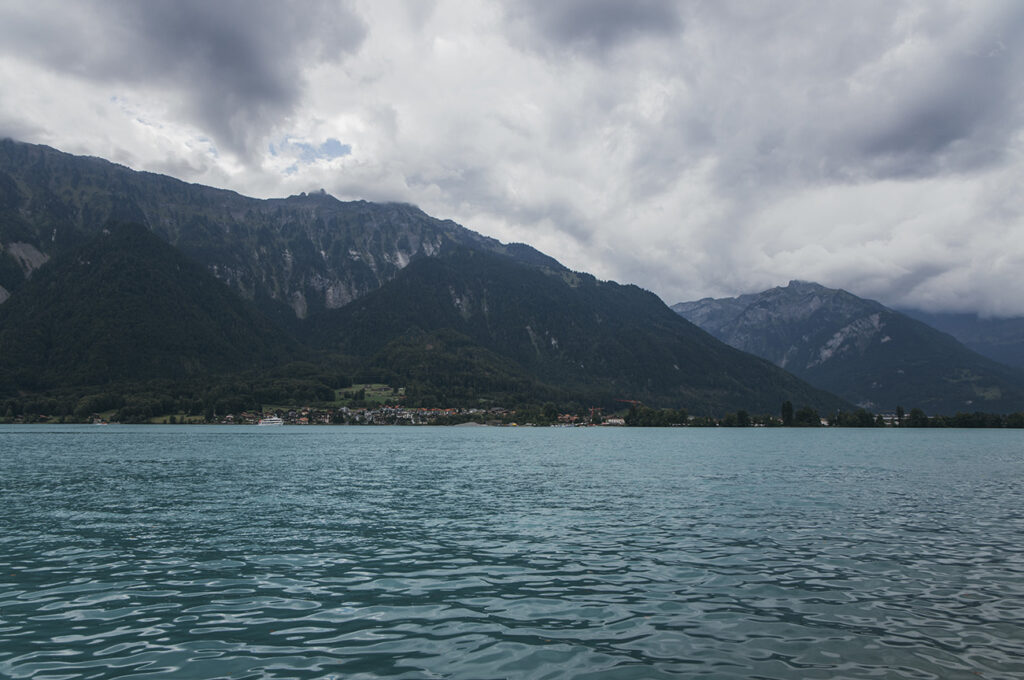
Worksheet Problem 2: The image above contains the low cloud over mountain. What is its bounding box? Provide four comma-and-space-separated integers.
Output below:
2, 2, 1023, 316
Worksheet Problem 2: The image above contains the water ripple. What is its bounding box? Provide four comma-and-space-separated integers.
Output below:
1, 425, 1022, 679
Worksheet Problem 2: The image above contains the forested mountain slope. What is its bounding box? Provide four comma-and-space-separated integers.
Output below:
312, 250, 848, 414
0, 223, 297, 391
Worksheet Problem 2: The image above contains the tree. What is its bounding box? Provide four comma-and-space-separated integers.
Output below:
794, 405, 821, 427
781, 400, 794, 426
895, 405, 905, 427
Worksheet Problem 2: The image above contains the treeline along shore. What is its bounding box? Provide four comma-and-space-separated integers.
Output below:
4, 387, 1023, 428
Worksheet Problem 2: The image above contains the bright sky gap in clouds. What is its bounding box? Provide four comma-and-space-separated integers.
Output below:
1, 0, 1022, 316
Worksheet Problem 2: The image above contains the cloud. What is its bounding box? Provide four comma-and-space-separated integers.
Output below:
2, 0, 1023, 317
503, 0, 683, 56
0, 116, 43, 143
0, 0, 366, 159
836, 3, 1024, 180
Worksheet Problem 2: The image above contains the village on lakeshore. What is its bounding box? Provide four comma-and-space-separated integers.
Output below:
140, 406, 1024, 429
7, 400, 1023, 429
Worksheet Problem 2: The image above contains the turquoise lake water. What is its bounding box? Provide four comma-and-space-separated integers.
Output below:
1, 425, 1022, 679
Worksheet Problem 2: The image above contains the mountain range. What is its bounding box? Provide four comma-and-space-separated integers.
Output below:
673, 281, 1024, 414
0, 139, 556, 328
898, 309, 1024, 371
0, 140, 846, 416
309, 248, 845, 414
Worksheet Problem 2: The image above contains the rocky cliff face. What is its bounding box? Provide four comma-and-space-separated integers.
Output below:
673, 281, 1024, 414
0, 139, 559, 320
674, 281, 890, 372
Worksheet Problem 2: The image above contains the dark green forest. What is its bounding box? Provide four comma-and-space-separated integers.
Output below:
0, 225, 848, 422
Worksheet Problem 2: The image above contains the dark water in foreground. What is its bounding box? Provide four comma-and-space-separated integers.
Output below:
1, 425, 1022, 679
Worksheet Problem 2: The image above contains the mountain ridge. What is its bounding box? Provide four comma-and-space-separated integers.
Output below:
0, 138, 561, 322
311, 249, 848, 414
0, 139, 849, 416
898, 308, 1024, 370
673, 281, 1024, 414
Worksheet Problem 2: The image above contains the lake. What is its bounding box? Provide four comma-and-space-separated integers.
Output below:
1, 425, 1022, 679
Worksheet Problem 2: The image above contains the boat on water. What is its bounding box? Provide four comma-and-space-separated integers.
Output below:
257, 416, 284, 426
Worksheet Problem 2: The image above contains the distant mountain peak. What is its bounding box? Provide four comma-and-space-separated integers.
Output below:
900, 308, 1024, 370
673, 283, 1024, 414
781, 280, 839, 297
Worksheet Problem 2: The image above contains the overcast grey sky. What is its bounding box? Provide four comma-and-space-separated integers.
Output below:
2, 0, 1022, 315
